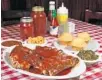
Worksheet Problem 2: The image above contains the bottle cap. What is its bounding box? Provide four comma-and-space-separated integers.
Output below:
32, 6, 44, 11
57, 2, 68, 14
20, 17, 33, 22
49, 1, 55, 4
49, 1, 55, 10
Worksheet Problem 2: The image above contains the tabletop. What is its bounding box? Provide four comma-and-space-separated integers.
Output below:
1, 19, 102, 80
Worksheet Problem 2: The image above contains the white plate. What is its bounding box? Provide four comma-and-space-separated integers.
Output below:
54, 39, 100, 53
84, 39, 100, 51
1, 39, 22, 49
3, 46, 86, 79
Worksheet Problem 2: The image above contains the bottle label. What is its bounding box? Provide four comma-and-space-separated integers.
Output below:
50, 26, 58, 35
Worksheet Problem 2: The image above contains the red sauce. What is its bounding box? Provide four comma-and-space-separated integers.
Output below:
31, 6, 46, 36
57, 68, 71, 76
10, 46, 30, 62
2, 41, 22, 47
26, 54, 41, 67
20, 17, 34, 40
35, 46, 59, 58
10, 46, 36, 69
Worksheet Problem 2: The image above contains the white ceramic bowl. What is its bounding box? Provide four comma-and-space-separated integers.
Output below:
1, 39, 22, 49
77, 52, 101, 65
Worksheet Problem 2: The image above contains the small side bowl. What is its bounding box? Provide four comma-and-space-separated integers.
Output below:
1, 39, 22, 49
82, 53, 101, 65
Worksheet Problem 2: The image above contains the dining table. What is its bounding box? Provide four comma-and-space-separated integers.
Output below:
1, 18, 102, 80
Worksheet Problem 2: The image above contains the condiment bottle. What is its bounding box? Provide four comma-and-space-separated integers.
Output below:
31, 6, 46, 37
20, 17, 34, 40
50, 10, 59, 36
48, 1, 55, 22
57, 3, 68, 35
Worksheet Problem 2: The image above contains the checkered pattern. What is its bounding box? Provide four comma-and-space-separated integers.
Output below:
1, 19, 102, 80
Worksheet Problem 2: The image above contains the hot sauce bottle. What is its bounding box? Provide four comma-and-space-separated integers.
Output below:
48, 1, 55, 22
50, 10, 59, 36
20, 17, 34, 40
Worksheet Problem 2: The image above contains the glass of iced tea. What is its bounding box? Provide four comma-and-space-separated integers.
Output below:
20, 17, 34, 40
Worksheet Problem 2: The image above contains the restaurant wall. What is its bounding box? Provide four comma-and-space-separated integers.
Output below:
56, 0, 102, 21
1, 0, 102, 21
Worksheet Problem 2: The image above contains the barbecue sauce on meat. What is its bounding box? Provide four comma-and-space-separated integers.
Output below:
35, 46, 60, 58
10, 46, 79, 76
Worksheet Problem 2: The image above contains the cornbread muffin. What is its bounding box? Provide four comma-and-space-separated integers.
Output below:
78, 32, 91, 43
58, 33, 73, 46
71, 38, 87, 51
